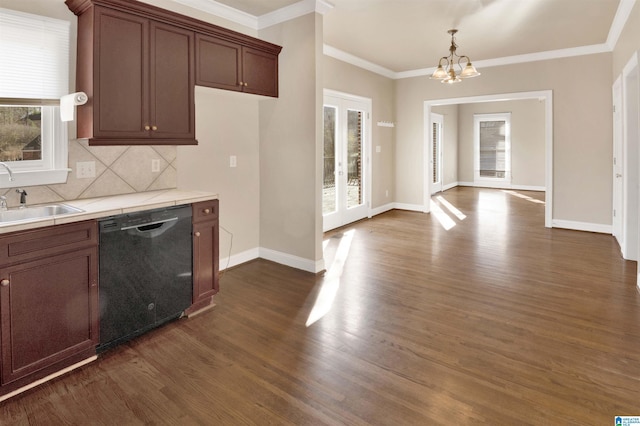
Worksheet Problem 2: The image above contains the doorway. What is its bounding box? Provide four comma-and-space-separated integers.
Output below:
612, 75, 623, 250
323, 90, 371, 232
424, 91, 553, 228
430, 113, 443, 194
621, 52, 639, 262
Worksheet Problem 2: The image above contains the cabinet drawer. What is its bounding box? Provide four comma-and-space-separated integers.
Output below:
0, 221, 98, 266
192, 200, 219, 223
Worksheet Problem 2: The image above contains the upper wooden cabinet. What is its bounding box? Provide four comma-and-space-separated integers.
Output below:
66, 0, 282, 146
196, 35, 279, 97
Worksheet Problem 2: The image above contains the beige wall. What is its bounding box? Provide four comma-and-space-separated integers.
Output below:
323, 56, 396, 209
258, 13, 322, 265
456, 100, 545, 188
177, 87, 260, 259
431, 105, 458, 188
396, 53, 613, 225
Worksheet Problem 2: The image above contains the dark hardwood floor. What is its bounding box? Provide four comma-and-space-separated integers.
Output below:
2, 187, 639, 425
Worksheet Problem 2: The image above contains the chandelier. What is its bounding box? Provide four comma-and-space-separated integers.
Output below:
430, 29, 480, 84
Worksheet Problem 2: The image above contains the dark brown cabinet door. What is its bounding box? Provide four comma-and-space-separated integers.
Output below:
94, 7, 149, 139
195, 34, 242, 92
242, 46, 278, 97
76, 5, 196, 145
196, 35, 279, 97
150, 22, 195, 139
189, 200, 219, 313
0, 247, 98, 385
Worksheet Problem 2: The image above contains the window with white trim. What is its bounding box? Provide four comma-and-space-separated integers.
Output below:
474, 113, 511, 184
0, 7, 70, 188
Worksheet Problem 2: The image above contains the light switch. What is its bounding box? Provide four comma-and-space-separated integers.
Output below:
376, 146, 381, 153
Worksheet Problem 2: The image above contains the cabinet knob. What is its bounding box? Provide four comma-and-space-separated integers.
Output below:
194, 231, 201, 237
239, 81, 244, 86
244, 82, 248, 87
204, 208, 210, 214
152, 125, 158, 131
1, 279, 9, 287
144, 125, 151, 131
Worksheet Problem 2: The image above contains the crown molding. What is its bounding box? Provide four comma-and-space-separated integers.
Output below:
168, 0, 333, 30
606, 0, 636, 49
323, 45, 396, 79
259, 0, 333, 29
169, 0, 257, 28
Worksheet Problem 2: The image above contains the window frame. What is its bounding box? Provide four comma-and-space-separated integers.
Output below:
473, 112, 512, 186
0, 8, 71, 188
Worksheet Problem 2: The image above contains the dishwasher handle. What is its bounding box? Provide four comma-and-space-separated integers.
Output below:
121, 216, 179, 231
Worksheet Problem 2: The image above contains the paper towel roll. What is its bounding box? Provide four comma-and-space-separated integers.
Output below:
60, 92, 88, 122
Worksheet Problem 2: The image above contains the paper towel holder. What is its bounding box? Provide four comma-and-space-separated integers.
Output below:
60, 91, 88, 122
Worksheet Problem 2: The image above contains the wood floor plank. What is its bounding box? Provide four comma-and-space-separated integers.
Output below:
1, 187, 639, 424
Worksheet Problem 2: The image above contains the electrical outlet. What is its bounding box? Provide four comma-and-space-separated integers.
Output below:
76, 161, 95, 179
376, 145, 381, 153
230, 155, 237, 168
385, 189, 389, 197
151, 159, 160, 172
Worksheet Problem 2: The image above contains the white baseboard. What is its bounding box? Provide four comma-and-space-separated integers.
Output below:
393, 202, 425, 212
457, 181, 545, 191
511, 184, 546, 191
259, 247, 324, 273
370, 202, 394, 217
220, 248, 259, 271
443, 182, 458, 191
552, 219, 612, 234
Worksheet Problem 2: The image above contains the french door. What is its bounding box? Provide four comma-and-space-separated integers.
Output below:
430, 113, 443, 194
323, 91, 371, 232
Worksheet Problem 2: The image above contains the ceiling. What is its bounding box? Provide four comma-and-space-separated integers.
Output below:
176, 0, 626, 76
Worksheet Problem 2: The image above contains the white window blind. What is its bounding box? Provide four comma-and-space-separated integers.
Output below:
0, 8, 70, 100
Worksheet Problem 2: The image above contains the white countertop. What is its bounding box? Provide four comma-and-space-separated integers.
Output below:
0, 189, 218, 234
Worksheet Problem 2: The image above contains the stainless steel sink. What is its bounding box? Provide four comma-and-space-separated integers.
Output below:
0, 204, 84, 223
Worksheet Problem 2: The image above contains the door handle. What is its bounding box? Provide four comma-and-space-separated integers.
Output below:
616, 173, 622, 178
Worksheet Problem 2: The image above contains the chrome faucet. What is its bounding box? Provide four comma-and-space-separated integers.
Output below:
16, 189, 27, 208
0, 162, 14, 182
0, 196, 6, 211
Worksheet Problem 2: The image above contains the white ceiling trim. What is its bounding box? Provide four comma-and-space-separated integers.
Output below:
169, 0, 333, 30
170, 0, 257, 28
393, 44, 612, 80
606, 0, 636, 49
258, 0, 334, 30
323, 45, 396, 79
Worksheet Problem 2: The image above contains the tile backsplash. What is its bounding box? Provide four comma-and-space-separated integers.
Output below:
0, 139, 177, 208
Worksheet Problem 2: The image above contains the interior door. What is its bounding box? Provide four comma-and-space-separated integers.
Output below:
323, 93, 370, 232
612, 75, 623, 249
430, 113, 443, 194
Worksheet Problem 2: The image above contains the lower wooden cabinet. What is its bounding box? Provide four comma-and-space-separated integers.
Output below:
187, 200, 219, 314
0, 221, 98, 394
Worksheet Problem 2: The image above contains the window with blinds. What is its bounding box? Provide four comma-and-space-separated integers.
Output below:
474, 113, 511, 184
0, 7, 70, 186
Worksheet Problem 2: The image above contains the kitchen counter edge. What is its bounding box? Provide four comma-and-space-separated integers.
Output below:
0, 189, 219, 234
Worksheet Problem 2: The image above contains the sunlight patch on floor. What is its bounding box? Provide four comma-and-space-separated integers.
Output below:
307, 229, 355, 327
436, 195, 467, 220
502, 190, 545, 204
430, 200, 456, 230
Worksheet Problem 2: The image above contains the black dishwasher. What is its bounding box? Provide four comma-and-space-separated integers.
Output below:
97, 204, 192, 352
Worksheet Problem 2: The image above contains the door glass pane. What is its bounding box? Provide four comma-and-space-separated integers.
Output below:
323, 106, 337, 215
347, 110, 363, 209
432, 122, 439, 184
479, 120, 506, 178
